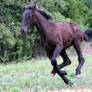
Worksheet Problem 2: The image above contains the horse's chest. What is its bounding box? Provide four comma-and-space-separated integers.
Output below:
44, 40, 55, 52
41, 34, 59, 51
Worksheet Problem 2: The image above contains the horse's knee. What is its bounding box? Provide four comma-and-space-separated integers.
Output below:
51, 58, 57, 66
81, 58, 85, 65
66, 60, 71, 65
78, 56, 85, 65
63, 60, 71, 66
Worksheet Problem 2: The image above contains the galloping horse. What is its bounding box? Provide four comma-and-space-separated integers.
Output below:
20, 4, 92, 85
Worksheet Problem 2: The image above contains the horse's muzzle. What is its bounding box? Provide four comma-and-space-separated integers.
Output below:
20, 28, 27, 35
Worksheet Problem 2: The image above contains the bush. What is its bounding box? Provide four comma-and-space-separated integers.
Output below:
0, 4, 40, 62
0, 0, 92, 62
0, 23, 15, 62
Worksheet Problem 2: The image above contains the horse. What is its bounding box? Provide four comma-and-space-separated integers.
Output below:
20, 4, 92, 85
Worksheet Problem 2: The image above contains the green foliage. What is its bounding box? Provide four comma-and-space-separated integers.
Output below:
53, 12, 71, 22
0, 23, 15, 62
0, 4, 41, 62
0, 23, 15, 46
0, 0, 92, 62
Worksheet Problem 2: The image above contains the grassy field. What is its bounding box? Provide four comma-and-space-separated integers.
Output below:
0, 54, 92, 92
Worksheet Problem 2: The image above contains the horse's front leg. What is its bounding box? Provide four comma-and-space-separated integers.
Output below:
50, 45, 71, 85
51, 50, 71, 76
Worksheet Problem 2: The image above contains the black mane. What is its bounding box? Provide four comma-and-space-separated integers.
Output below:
37, 9, 53, 20
25, 4, 53, 20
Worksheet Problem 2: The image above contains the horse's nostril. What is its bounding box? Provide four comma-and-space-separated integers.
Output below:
20, 29, 27, 35
22, 30, 24, 33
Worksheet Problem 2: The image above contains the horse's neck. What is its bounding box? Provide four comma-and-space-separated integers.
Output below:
35, 11, 49, 38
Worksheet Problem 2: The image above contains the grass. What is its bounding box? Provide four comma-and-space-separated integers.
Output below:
0, 54, 92, 92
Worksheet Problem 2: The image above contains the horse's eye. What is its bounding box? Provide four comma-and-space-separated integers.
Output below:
28, 16, 30, 18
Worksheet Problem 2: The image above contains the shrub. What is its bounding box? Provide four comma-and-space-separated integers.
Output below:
0, 0, 92, 62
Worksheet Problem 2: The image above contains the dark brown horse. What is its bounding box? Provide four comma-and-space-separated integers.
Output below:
20, 4, 92, 85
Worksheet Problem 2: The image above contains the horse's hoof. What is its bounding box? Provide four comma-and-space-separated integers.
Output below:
50, 73, 55, 77
76, 74, 80, 78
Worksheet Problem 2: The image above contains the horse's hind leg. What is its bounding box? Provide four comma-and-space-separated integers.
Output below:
73, 40, 85, 78
59, 51, 71, 68
51, 50, 71, 76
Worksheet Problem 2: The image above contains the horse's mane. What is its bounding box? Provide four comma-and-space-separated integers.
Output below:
37, 9, 53, 20
25, 4, 53, 20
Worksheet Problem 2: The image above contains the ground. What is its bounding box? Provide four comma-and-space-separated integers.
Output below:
0, 54, 92, 92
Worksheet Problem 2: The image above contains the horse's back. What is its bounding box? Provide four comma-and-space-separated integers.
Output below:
56, 21, 83, 39
45, 21, 83, 50
50, 21, 83, 48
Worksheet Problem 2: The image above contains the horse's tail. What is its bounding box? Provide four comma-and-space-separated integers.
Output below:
84, 29, 92, 42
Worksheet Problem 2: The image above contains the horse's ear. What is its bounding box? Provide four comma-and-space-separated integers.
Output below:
34, 3, 38, 10
25, 5, 31, 10
25, 6, 27, 10
25, 4, 38, 10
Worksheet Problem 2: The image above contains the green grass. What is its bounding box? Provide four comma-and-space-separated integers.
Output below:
0, 54, 92, 92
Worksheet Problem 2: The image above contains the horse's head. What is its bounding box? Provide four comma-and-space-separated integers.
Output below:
20, 4, 38, 34
20, 4, 53, 34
